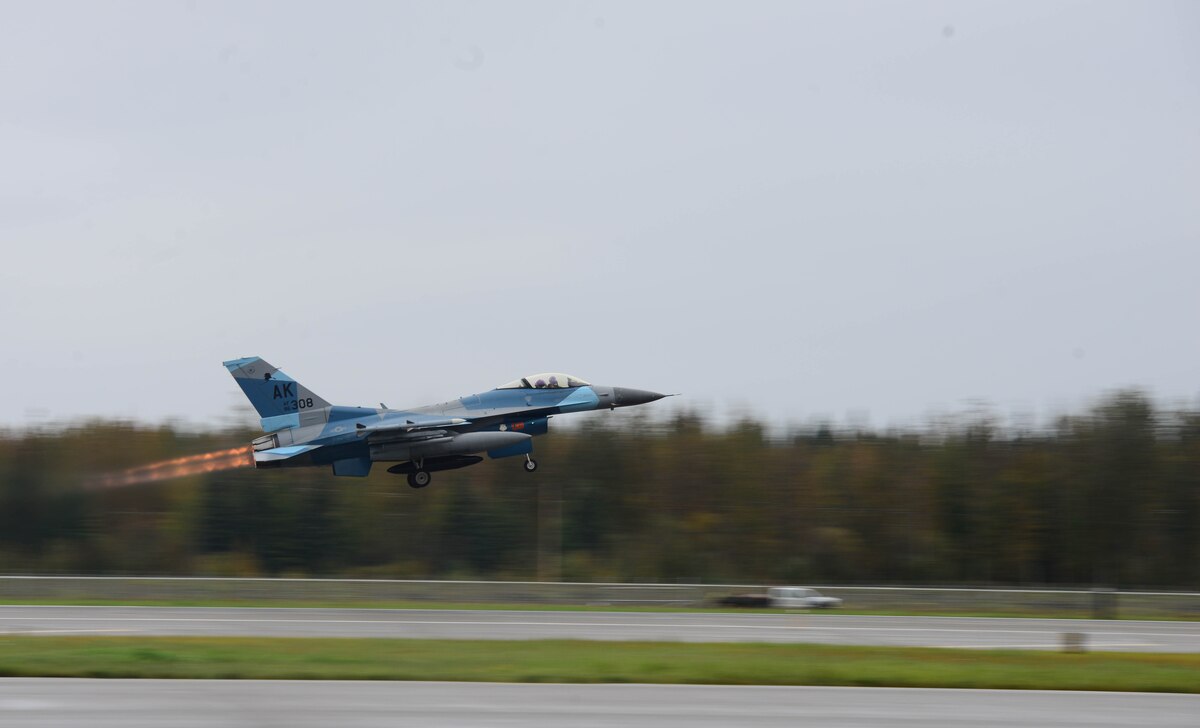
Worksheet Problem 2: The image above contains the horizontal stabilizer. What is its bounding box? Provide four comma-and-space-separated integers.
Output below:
253, 445, 320, 463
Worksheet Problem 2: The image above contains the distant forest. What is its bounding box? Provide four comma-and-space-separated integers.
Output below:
1, 390, 1197, 589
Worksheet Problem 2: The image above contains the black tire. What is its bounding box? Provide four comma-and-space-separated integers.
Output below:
408, 470, 431, 489
523, 459, 538, 473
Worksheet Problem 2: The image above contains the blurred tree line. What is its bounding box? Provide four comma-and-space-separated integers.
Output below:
0, 390, 1197, 588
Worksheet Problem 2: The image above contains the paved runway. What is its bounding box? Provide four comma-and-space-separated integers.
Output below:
2, 606, 1199, 651
1, 679, 1197, 727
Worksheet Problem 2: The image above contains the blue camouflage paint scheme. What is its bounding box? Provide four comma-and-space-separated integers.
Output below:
557, 387, 600, 412
487, 439, 533, 459
224, 357, 666, 478
225, 375, 293, 404
261, 413, 301, 432
488, 417, 549, 436
223, 357, 330, 431
332, 457, 373, 477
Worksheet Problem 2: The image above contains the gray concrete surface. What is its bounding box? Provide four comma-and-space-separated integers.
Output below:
1, 680, 1197, 727
3, 576, 1198, 619
2, 606, 1200, 651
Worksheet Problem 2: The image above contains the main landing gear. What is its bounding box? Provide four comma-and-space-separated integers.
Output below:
400, 455, 534, 486
406, 462, 431, 489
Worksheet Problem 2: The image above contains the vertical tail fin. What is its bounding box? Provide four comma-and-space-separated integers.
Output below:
223, 357, 331, 431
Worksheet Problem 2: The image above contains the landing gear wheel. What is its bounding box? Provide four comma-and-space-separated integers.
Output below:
407, 470, 431, 489
523, 457, 538, 473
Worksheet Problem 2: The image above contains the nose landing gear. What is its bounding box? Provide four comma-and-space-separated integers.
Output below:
523, 454, 538, 473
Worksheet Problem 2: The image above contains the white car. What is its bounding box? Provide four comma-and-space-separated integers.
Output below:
718, 586, 844, 609
767, 587, 843, 609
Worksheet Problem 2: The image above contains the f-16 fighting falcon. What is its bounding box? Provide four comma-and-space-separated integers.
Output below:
223, 357, 669, 488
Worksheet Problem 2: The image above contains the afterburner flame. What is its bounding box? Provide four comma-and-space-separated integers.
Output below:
89, 446, 253, 489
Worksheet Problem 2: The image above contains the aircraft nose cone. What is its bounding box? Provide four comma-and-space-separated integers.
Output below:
612, 387, 668, 408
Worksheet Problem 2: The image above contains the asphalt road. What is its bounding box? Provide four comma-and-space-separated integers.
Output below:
1, 680, 1197, 727
7, 606, 1200, 652
2, 606, 1199, 652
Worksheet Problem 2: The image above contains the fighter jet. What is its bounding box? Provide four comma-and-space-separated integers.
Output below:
223, 357, 669, 488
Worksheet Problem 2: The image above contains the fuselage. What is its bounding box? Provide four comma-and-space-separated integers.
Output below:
240, 370, 668, 481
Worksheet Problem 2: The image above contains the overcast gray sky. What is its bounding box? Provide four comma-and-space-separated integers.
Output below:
2, 0, 1197, 430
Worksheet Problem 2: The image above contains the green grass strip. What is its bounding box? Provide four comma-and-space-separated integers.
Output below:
1, 636, 1198, 692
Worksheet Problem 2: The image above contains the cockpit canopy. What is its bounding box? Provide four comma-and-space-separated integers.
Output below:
497, 373, 591, 390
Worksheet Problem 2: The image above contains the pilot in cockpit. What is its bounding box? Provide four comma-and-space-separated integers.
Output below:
498, 373, 590, 391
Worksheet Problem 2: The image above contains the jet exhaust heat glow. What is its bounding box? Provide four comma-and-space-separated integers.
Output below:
88, 446, 253, 489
